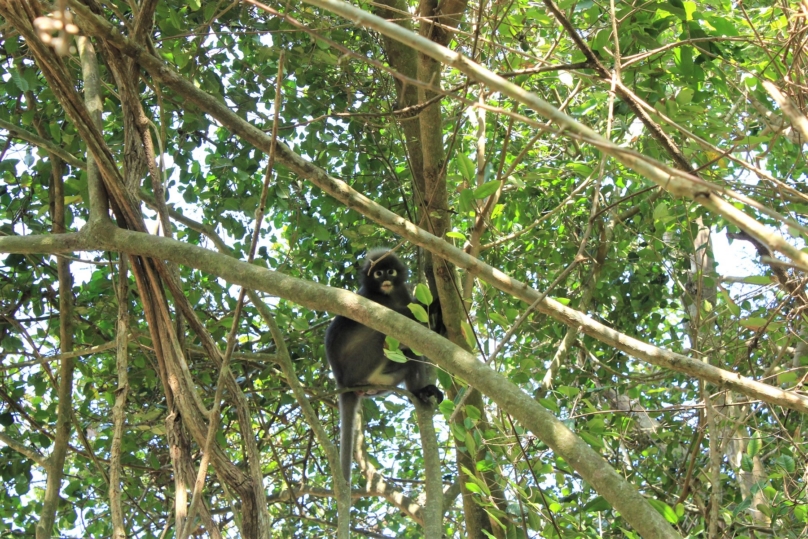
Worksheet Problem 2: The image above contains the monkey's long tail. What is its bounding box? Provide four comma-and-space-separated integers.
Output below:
339, 391, 360, 485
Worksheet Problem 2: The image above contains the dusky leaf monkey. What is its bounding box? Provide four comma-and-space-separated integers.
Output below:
325, 248, 443, 483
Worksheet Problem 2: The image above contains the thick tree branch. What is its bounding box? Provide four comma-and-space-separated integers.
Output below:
67, 0, 808, 269
0, 221, 779, 539
0, 6, 272, 537
14, 0, 808, 413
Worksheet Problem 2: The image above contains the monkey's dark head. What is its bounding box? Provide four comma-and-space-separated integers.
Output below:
360, 249, 408, 295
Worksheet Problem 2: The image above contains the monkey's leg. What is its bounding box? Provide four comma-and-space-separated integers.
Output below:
403, 359, 444, 404
339, 391, 360, 484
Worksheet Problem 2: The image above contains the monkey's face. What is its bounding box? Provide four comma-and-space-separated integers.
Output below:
372, 267, 399, 294
360, 250, 409, 296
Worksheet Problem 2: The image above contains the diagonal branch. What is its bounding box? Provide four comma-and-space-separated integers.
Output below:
68, 0, 808, 273
294, 0, 808, 272
0, 5, 272, 537
65, 6, 804, 408
0, 431, 48, 467
7, 2, 808, 415
5, 220, 681, 539
0, 118, 86, 169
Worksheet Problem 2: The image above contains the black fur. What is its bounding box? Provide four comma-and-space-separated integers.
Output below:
325, 249, 443, 484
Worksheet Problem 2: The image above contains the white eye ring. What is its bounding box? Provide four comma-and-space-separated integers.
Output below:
387, 269, 397, 277
373, 270, 384, 279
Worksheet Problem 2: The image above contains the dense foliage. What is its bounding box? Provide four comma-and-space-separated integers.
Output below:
1, 0, 807, 537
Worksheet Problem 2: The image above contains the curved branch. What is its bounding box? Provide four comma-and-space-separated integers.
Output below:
64, 0, 808, 413
294, 0, 808, 271
0, 224, 690, 539
0, 431, 48, 467
0, 118, 86, 169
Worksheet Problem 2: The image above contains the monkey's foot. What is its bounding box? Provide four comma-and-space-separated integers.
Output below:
414, 384, 444, 405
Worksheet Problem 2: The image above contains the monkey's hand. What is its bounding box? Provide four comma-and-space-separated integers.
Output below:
413, 385, 444, 405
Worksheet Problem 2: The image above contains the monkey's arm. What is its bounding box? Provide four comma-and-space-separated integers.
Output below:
326, 315, 386, 388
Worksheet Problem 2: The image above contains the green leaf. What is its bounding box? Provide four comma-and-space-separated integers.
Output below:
450, 422, 466, 442
739, 317, 768, 330
465, 404, 481, 421
683, 1, 697, 20
778, 371, 798, 385
458, 189, 477, 213
591, 28, 611, 51
358, 224, 376, 236
653, 202, 669, 220
582, 496, 612, 512
48, 121, 61, 143
462, 467, 490, 495
579, 431, 604, 449
740, 453, 753, 472
167, 6, 182, 29
408, 303, 429, 323
489, 312, 509, 328
674, 45, 694, 76
313, 226, 330, 241
473, 181, 500, 200
457, 154, 475, 182
526, 509, 542, 531
438, 398, 455, 417
175, 50, 191, 69
537, 398, 560, 414
719, 289, 740, 316
414, 283, 433, 305
647, 499, 679, 524
11, 69, 28, 92
774, 454, 795, 474
460, 320, 476, 350
203, 2, 218, 19
675, 88, 694, 105
732, 496, 752, 517
292, 318, 308, 331
705, 16, 739, 36
437, 367, 453, 389
383, 348, 408, 363
747, 432, 762, 458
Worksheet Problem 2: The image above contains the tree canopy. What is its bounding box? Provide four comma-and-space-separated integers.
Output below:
1, 0, 807, 538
